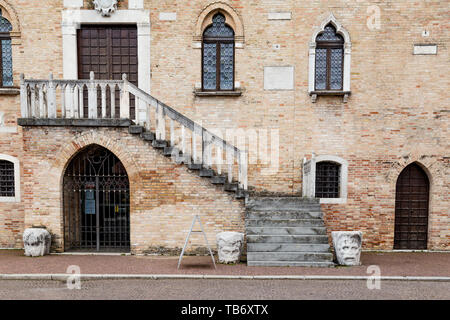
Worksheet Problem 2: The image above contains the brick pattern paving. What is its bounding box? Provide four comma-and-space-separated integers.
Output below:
0, 250, 449, 277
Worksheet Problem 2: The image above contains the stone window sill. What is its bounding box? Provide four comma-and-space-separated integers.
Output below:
319, 197, 347, 204
194, 89, 242, 97
310, 90, 351, 103
0, 87, 20, 95
0, 196, 20, 203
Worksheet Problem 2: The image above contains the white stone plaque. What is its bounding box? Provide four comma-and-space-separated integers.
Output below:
268, 12, 292, 20
264, 66, 294, 90
413, 44, 437, 55
159, 12, 177, 21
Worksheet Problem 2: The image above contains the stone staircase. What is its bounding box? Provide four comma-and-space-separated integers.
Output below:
128, 124, 247, 199
246, 197, 334, 267
19, 73, 250, 201
19, 73, 334, 266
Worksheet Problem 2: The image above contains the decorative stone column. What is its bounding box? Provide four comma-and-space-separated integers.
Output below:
332, 231, 362, 266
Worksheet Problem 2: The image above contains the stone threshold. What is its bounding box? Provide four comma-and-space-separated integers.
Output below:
17, 118, 133, 127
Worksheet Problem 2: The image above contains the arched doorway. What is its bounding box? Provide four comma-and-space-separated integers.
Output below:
394, 163, 429, 250
63, 145, 130, 252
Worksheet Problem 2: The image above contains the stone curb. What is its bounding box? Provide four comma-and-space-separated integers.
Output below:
1, 274, 449, 282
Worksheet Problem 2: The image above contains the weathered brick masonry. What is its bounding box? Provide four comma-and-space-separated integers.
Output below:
21, 127, 245, 253
0, 0, 448, 251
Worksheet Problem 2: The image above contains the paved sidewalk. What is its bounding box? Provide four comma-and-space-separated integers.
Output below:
0, 250, 449, 277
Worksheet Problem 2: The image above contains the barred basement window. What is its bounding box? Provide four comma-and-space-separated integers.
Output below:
0, 160, 15, 197
202, 13, 235, 91
315, 23, 344, 91
315, 161, 340, 198
0, 9, 13, 87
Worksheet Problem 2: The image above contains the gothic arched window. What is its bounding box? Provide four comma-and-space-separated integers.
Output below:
202, 13, 235, 91
0, 9, 13, 87
315, 24, 344, 91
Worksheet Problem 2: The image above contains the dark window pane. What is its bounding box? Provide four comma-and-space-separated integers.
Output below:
2, 39, 13, 86
330, 48, 343, 90
0, 160, 15, 197
315, 23, 345, 91
203, 14, 234, 38
202, 13, 235, 91
0, 13, 12, 33
203, 43, 217, 90
315, 48, 327, 90
316, 24, 344, 42
220, 43, 233, 90
315, 162, 340, 198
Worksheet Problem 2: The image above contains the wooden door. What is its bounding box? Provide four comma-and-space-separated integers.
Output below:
78, 25, 138, 118
394, 163, 430, 249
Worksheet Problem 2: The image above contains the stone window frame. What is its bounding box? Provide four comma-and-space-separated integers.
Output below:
0, 154, 20, 202
308, 13, 351, 103
61, 7, 150, 123
302, 154, 348, 204
193, 2, 244, 96
0, 1, 21, 95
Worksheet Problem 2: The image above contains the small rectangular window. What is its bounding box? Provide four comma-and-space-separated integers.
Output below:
315, 161, 340, 198
0, 160, 15, 197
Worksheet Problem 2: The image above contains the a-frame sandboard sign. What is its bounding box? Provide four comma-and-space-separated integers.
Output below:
177, 215, 216, 269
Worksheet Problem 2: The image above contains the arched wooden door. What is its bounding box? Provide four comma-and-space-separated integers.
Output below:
394, 163, 429, 249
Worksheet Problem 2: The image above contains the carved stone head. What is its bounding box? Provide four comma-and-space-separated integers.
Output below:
216, 232, 244, 264
332, 231, 362, 266
23, 228, 52, 257
93, 0, 118, 17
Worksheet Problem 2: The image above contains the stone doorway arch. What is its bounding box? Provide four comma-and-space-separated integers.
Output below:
63, 144, 130, 252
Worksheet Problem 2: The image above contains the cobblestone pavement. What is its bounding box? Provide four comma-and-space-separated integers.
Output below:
0, 250, 449, 277
0, 279, 448, 300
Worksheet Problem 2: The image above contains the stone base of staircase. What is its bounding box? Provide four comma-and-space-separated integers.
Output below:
246, 197, 335, 267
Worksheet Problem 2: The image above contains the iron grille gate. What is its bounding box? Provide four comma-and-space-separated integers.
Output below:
63, 145, 130, 252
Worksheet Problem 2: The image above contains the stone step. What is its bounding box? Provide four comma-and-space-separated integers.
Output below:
246, 211, 322, 220
247, 252, 333, 262
210, 176, 226, 184
247, 261, 334, 267
129, 125, 144, 134
246, 219, 325, 227
246, 227, 327, 236
247, 197, 320, 211
152, 140, 167, 149
235, 189, 248, 199
247, 243, 331, 252
199, 169, 214, 177
174, 154, 192, 165
247, 235, 329, 244
164, 147, 181, 157
224, 183, 238, 192
248, 205, 322, 212
140, 132, 155, 141
188, 163, 202, 170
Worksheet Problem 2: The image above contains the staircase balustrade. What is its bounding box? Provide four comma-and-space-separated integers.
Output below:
20, 72, 248, 191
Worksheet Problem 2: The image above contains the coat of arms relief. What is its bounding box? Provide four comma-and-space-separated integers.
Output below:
93, 0, 118, 17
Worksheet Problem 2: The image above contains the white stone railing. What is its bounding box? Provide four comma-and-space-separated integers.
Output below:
20, 72, 248, 191
20, 72, 126, 119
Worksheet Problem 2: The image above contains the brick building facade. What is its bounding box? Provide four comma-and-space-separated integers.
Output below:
0, 0, 448, 254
